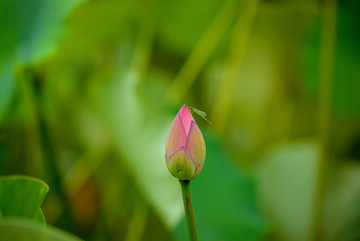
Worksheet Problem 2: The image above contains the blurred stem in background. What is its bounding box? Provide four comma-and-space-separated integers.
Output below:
180, 180, 198, 241
164, 0, 236, 104
312, 0, 338, 240
130, 5, 155, 86
17, 67, 79, 232
17, 67, 45, 177
211, 0, 259, 134
124, 199, 148, 241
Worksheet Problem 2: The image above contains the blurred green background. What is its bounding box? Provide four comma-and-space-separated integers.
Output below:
1, 0, 360, 240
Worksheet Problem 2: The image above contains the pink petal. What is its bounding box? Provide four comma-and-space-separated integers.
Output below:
165, 113, 187, 160
179, 104, 194, 136
185, 121, 206, 178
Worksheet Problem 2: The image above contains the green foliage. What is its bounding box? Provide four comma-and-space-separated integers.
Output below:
323, 165, 360, 241
0, 0, 84, 121
97, 72, 184, 228
303, 0, 360, 116
255, 142, 320, 241
1, 0, 360, 240
256, 142, 360, 241
0, 219, 82, 241
0, 176, 84, 241
0, 175, 49, 225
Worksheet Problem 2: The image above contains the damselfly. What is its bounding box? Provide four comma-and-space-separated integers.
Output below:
187, 106, 212, 124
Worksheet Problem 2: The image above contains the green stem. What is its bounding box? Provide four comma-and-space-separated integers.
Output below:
312, 0, 338, 240
179, 180, 198, 241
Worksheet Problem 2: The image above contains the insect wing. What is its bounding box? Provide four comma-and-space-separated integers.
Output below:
188, 106, 212, 124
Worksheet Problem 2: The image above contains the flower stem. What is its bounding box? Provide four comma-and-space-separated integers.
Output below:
179, 180, 198, 241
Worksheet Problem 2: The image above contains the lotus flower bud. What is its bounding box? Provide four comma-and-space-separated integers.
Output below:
165, 105, 206, 180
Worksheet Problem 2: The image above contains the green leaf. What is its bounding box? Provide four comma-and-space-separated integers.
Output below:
173, 132, 268, 241
0, 175, 49, 225
99, 75, 184, 228
0, 219, 82, 241
0, 0, 84, 121
255, 141, 320, 241
323, 164, 360, 241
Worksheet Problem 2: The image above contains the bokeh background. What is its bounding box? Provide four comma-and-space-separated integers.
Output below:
1, 0, 360, 240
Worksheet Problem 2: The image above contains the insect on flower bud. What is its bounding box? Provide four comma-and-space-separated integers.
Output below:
165, 105, 206, 180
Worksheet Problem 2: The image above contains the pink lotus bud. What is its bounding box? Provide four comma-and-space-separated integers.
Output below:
165, 105, 206, 180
